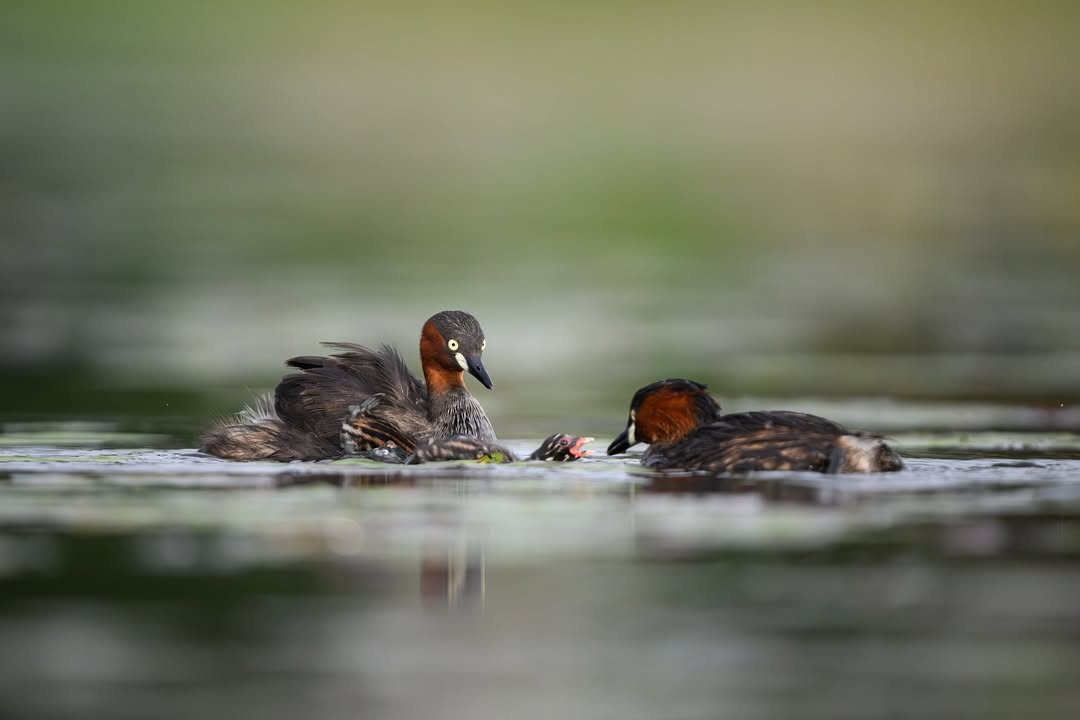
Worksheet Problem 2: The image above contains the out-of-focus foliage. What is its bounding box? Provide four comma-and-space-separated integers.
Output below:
3, 1, 1079, 433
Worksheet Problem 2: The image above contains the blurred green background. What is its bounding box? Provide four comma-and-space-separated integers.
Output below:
3, 0, 1079, 438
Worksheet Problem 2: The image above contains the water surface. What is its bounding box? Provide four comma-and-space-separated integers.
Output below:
3, 419, 1080, 719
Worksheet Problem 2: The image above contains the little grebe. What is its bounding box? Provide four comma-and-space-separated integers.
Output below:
606, 379, 902, 473
201, 310, 496, 461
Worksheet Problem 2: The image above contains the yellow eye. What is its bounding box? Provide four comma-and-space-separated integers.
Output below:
481, 339, 486, 351
447, 339, 459, 351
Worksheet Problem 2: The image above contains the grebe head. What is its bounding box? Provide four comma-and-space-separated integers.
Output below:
607, 378, 720, 454
529, 433, 594, 461
420, 310, 492, 389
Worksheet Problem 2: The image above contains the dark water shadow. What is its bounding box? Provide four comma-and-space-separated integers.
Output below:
643, 472, 828, 504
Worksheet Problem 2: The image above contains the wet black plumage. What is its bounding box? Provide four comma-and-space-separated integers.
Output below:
197, 395, 339, 462
277, 343, 430, 446
339, 395, 591, 463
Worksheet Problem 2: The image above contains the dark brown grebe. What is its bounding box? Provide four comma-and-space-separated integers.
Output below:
606, 379, 902, 473
201, 310, 496, 461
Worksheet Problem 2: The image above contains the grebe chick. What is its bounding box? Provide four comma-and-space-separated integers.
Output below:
410, 433, 592, 463
343, 433, 593, 464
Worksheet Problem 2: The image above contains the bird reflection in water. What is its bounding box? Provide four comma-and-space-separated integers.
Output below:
645, 473, 833, 505
420, 541, 484, 610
